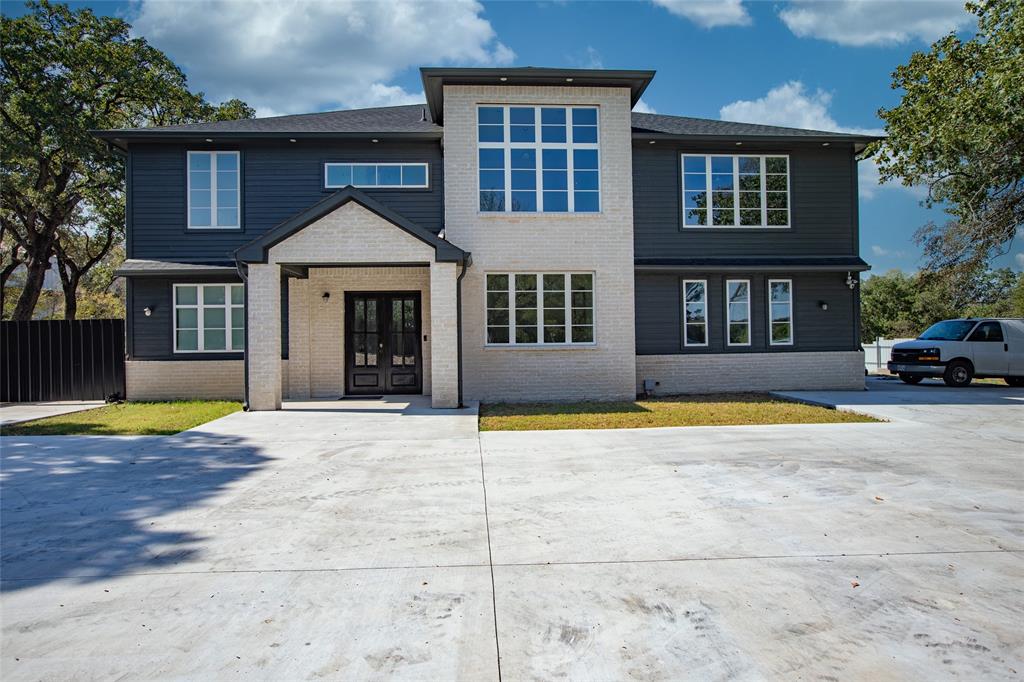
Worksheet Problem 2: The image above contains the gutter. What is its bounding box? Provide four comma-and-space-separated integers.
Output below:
456, 256, 471, 409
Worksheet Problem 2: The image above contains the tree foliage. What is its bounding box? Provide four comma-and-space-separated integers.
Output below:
870, 0, 1024, 273
860, 266, 1024, 342
1, 1, 254, 320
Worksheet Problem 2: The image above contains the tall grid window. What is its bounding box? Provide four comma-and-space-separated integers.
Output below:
769, 279, 793, 345
726, 279, 751, 346
174, 284, 244, 352
478, 105, 600, 213
486, 272, 594, 345
682, 155, 789, 227
188, 151, 240, 229
682, 279, 708, 347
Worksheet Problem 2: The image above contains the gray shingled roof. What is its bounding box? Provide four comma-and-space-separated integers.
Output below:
95, 104, 876, 141
631, 112, 876, 139
100, 104, 441, 136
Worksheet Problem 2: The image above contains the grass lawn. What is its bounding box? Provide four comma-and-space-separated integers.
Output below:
3, 401, 242, 436
479, 393, 879, 431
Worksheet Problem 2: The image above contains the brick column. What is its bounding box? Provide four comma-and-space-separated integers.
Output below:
287, 277, 311, 399
430, 261, 459, 408
247, 263, 282, 410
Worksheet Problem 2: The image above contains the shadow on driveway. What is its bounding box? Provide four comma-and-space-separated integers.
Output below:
0, 431, 271, 592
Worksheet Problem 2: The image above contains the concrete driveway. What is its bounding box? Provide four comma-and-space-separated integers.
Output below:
2, 386, 1022, 680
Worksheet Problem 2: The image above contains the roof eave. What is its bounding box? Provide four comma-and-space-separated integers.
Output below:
91, 129, 442, 150
422, 67, 656, 124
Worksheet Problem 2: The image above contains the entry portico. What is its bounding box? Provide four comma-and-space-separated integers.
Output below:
235, 188, 469, 411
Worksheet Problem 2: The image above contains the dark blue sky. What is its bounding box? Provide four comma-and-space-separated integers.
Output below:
5, 0, 1017, 273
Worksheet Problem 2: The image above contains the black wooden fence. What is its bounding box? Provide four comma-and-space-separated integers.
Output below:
1, 319, 125, 402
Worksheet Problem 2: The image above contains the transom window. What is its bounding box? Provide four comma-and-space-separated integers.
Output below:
726, 279, 751, 346
188, 151, 240, 229
682, 279, 708, 347
769, 279, 793, 345
682, 155, 789, 227
486, 272, 594, 345
478, 105, 600, 213
173, 284, 244, 352
324, 163, 428, 189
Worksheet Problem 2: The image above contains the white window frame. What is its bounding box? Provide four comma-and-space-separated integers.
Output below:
187, 151, 241, 230
477, 105, 600, 214
725, 279, 751, 347
323, 162, 430, 189
768, 278, 794, 346
484, 272, 596, 346
682, 279, 708, 348
173, 283, 245, 353
681, 154, 790, 229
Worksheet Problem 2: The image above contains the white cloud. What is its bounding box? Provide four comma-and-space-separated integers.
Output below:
132, 0, 515, 115
652, 0, 751, 28
779, 0, 972, 47
871, 244, 908, 258
719, 81, 881, 136
1016, 253, 1024, 269
718, 81, 930, 200
633, 98, 657, 114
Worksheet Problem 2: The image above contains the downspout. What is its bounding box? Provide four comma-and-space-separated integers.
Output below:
235, 258, 250, 411
456, 256, 470, 409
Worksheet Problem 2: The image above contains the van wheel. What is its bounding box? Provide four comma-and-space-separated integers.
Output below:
943, 360, 974, 387
899, 374, 923, 384
1006, 376, 1024, 387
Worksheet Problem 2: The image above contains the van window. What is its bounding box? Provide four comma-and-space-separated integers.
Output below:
967, 321, 1003, 342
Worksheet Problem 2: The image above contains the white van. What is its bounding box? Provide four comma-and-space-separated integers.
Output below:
887, 318, 1024, 387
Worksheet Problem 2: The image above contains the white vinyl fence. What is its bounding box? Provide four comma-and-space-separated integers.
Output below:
863, 337, 916, 373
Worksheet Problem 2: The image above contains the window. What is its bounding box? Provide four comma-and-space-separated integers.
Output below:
324, 163, 429, 189
174, 284, 244, 352
967, 321, 1003, 342
768, 279, 793, 345
478, 105, 600, 213
188, 151, 240, 229
682, 155, 789, 228
486, 272, 594, 345
682, 280, 708, 347
726, 279, 750, 346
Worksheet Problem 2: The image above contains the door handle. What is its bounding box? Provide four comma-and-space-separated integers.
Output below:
1005, 343, 1009, 352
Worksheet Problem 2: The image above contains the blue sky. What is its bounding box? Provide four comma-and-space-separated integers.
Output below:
6, 0, 1019, 274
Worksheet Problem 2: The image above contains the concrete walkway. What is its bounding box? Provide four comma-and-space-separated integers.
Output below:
0, 400, 106, 427
2, 390, 1022, 680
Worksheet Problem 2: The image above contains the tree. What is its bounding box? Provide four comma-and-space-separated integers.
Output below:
860, 270, 918, 342
870, 0, 1024, 273
1, 1, 254, 320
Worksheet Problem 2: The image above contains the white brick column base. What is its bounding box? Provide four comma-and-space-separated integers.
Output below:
247, 263, 282, 410
430, 261, 459, 408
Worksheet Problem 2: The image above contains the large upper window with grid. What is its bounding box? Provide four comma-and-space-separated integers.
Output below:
682, 155, 789, 228
188, 151, 240, 229
478, 106, 600, 213
173, 284, 244, 353
485, 272, 594, 345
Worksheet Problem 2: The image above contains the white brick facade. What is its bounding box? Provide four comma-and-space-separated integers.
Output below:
126, 360, 243, 400
637, 351, 866, 394
442, 85, 637, 402
247, 263, 282, 410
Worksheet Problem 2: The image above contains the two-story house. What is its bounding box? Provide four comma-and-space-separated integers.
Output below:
95, 67, 872, 410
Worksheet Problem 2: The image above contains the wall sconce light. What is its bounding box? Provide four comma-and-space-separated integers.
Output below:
818, 301, 829, 311
143, 306, 153, 317
321, 291, 330, 302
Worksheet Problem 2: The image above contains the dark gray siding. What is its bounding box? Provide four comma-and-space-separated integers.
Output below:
128, 274, 291, 360
635, 271, 859, 354
633, 141, 859, 258
129, 140, 444, 260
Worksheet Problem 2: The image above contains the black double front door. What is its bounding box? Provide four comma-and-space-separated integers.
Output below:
344, 292, 422, 395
